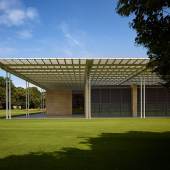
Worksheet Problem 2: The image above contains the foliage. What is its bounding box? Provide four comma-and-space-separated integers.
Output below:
13, 87, 26, 108
0, 77, 5, 109
116, 0, 170, 87
29, 87, 41, 108
0, 76, 41, 109
0, 77, 15, 109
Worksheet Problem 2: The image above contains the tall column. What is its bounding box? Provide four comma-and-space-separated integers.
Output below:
140, 78, 143, 118
40, 88, 42, 111
26, 81, 30, 118
6, 72, 11, 119
143, 78, 146, 118
88, 76, 91, 119
84, 73, 91, 119
140, 77, 146, 119
85, 74, 89, 119
8, 73, 11, 119
27, 82, 30, 118
131, 84, 137, 117
40, 88, 45, 112
6, 72, 9, 119
42, 90, 45, 111
41, 90, 44, 112
26, 81, 27, 118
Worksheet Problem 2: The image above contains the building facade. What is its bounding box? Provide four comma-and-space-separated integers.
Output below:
0, 58, 169, 118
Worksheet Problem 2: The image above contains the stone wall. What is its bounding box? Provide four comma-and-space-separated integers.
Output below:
46, 90, 72, 116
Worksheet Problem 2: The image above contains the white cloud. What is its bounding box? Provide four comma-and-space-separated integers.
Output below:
17, 30, 32, 39
0, 0, 21, 11
0, 0, 39, 26
0, 47, 16, 55
5, 9, 26, 25
57, 21, 92, 56
64, 33, 81, 46
59, 22, 81, 47
26, 7, 38, 20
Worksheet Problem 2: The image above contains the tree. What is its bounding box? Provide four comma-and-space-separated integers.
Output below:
0, 76, 42, 109
29, 87, 41, 109
116, 0, 170, 87
0, 77, 6, 109
0, 76, 15, 109
14, 87, 26, 109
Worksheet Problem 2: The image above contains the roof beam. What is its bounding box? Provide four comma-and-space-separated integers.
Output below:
117, 67, 147, 85
4, 63, 147, 67
0, 61, 46, 89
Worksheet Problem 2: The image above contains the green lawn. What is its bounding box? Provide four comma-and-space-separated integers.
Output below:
0, 118, 170, 170
0, 109, 42, 118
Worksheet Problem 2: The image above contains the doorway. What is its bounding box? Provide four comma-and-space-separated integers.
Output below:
72, 91, 84, 115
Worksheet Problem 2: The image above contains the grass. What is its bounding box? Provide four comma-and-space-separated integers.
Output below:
0, 118, 170, 169
0, 109, 42, 118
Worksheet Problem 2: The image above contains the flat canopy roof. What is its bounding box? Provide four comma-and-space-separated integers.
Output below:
0, 58, 162, 90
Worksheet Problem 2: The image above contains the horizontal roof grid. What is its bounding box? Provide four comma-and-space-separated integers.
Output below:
0, 58, 162, 90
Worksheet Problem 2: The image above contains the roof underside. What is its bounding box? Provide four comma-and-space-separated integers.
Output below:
0, 58, 162, 90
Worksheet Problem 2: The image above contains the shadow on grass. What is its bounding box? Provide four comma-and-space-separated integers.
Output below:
1, 131, 170, 170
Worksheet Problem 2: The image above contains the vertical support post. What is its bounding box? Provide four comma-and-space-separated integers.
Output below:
42, 89, 45, 112
140, 78, 143, 118
88, 76, 91, 119
6, 72, 9, 119
42, 89, 43, 111
26, 81, 28, 118
25, 81, 30, 118
84, 73, 91, 119
5, 72, 11, 119
8, 73, 11, 119
44, 90, 46, 112
28, 82, 30, 118
85, 73, 89, 119
84, 60, 92, 119
26, 81, 27, 118
143, 78, 146, 118
40, 89, 42, 111
131, 84, 138, 117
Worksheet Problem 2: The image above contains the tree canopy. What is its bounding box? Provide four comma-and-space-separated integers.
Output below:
116, 0, 170, 87
0, 76, 42, 109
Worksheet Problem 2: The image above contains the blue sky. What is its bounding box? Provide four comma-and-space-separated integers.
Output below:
0, 0, 147, 87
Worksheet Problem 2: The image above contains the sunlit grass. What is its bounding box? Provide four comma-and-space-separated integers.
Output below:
0, 118, 170, 169
0, 109, 42, 118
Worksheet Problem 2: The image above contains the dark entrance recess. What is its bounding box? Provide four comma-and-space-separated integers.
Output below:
72, 92, 84, 115
91, 87, 131, 117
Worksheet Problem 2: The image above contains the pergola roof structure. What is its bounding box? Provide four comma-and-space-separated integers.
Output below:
0, 58, 162, 90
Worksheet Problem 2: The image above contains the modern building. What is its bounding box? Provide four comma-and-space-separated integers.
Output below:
0, 58, 170, 118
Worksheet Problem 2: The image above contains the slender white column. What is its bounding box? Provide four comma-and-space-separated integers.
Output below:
140, 78, 143, 118
26, 81, 28, 118
42, 89, 43, 111
27, 82, 30, 118
143, 78, 146, 118
131, 84, 138, 117
85, 76, 89, 119
88, 76, 91, 119
6, 72, 8, 119
41, 89, 43, 111
8, 73, 11, 119
42, 90, 45, 111
40, 89, 41, 111
44, 90, 46, 112
43, 90, 45, 110
5, 72, 12, 119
